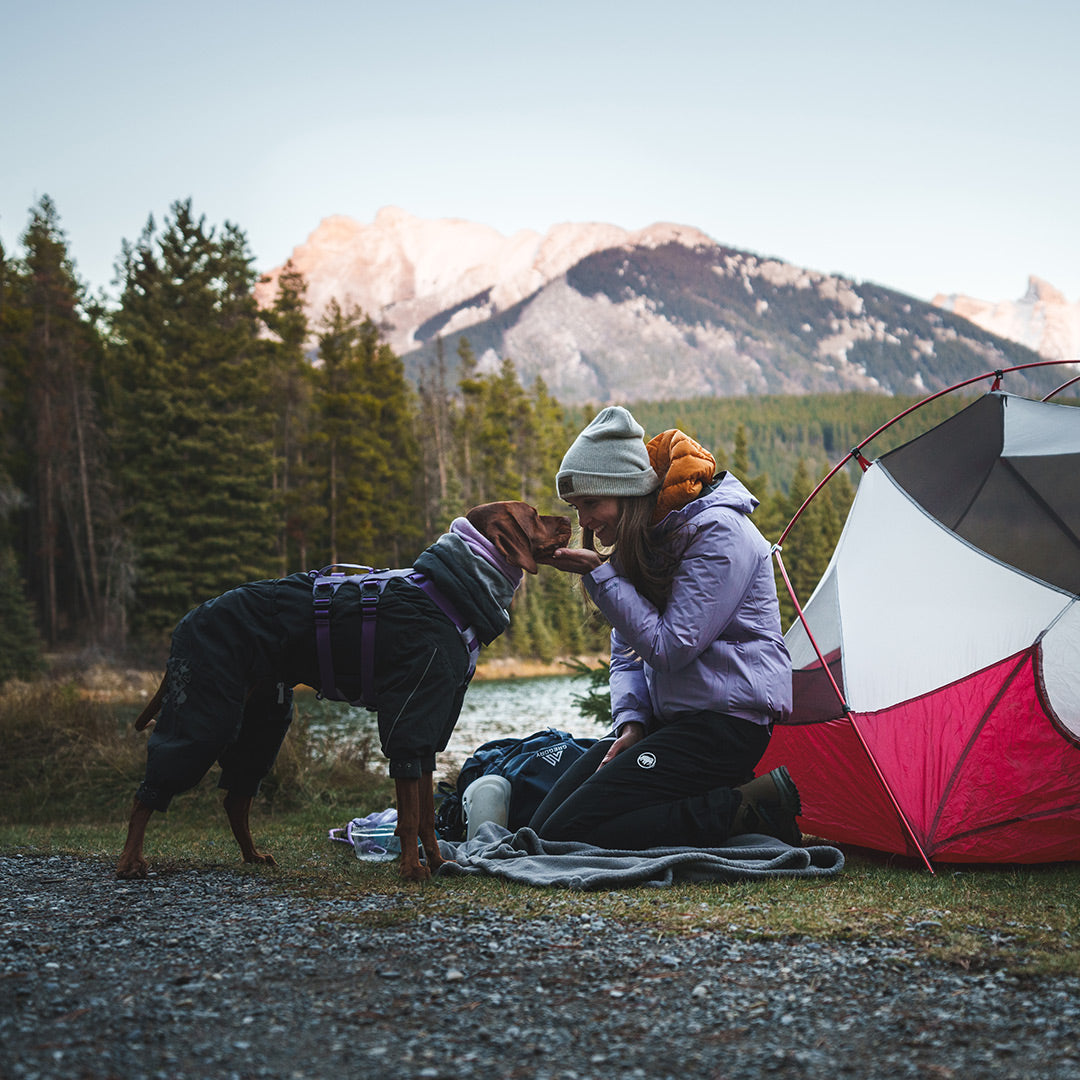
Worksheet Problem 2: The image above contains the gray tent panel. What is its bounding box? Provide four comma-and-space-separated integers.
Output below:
881, 393, 1080, 594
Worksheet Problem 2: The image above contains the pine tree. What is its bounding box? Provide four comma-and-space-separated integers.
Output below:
0, 544, 45, 683
472, 357, 530, 502
354, 314, 423, 565
311, 301, 422, 567
524, 376, 568, 513
16, 196, 111, 644
261, 261, 316, 573
732, 423, 750, 481
0, 236, 30, 552
108, 200, 277, 638
416, 336, 458, 533
455, 337, 483, 506
779, 458, 830, 619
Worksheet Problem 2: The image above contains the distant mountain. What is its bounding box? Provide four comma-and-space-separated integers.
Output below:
257, 208, 1061, 403
932, 277, 1080, 366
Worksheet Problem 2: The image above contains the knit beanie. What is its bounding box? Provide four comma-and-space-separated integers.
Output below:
556, 406, 661, 500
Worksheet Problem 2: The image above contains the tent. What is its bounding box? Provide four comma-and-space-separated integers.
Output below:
758, 388, 1080, 866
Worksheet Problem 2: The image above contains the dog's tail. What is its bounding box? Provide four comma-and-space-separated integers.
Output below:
134, 675, 166, 731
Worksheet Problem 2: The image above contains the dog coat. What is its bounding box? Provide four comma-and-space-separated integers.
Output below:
135, 521, 521, 810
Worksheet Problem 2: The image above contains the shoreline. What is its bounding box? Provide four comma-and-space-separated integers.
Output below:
472, 653, 605, 682
44, 653, 607, 704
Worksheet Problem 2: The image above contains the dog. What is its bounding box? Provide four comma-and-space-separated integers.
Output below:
116, 501, 571, 882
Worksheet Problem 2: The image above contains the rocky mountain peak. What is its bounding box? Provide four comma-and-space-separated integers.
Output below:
932, 277, 1079, 364
255, 208, 715, 356
255, 209, 1063, 403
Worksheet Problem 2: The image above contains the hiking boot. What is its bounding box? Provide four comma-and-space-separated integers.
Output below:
731, 766, 803, 846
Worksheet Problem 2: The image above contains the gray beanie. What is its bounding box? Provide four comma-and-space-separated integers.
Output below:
556, 406, 661, 500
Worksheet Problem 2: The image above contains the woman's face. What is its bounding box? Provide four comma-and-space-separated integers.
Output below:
565, 495, 621, 546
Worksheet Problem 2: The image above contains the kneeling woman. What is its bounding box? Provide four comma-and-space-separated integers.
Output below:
533, 406, 800, 848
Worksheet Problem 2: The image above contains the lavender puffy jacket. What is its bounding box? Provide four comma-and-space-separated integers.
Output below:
583, 472, 793, 733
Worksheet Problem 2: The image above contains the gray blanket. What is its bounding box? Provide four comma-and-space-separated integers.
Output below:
436, 823, 844, 889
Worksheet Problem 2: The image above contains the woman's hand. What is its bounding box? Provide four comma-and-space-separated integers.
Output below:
548, 547, 603, 575
597, 721, 646, 769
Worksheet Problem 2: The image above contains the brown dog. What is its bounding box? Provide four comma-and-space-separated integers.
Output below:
117, 501, 571, 882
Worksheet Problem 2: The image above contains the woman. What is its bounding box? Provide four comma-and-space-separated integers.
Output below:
531, 405, 800, 848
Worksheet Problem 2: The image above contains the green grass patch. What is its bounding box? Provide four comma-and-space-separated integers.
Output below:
2, 675, 1078, 979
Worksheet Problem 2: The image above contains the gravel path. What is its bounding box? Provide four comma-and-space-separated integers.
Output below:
2, 854, 1079, 1080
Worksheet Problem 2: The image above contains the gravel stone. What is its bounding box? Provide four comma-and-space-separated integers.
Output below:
2, 854, 1078, 1079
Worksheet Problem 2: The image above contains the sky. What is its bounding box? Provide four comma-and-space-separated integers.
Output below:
2, 0, 1077, 306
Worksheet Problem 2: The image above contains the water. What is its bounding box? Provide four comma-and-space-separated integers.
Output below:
303, 673, 604, 780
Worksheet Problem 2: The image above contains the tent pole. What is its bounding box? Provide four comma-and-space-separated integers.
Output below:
845, 715, 936, 875
773, 548, 936, 874
769, 361, 1079, 872
777, 359, 1080, 549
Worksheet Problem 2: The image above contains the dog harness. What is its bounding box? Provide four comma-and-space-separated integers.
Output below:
310, 565, 480, 709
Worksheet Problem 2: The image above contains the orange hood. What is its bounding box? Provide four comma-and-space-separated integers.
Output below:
646, 429, 717, 524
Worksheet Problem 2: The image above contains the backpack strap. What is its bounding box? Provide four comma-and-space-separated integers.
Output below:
310, 565, 480, 709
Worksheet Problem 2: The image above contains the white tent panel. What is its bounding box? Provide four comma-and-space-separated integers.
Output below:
1002, 394, 1080, 457
834, 467, 1071, 712
785, 559, 841, 668
1041, 600, 1080, 738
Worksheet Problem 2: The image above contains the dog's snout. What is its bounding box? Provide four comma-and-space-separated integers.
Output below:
539, 514, 572, 551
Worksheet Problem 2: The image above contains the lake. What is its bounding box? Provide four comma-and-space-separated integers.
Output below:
303, 673, 605, 780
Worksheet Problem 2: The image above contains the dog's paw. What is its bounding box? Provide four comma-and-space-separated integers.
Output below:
115, 857, 148, 880
398, 861, 432, 883
241, 851, 278, 867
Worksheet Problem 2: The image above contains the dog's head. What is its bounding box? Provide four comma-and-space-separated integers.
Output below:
465, 501, 572, 574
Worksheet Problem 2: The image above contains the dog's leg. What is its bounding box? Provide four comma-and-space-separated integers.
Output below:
223, 793, 277, 866
134, 675, 166, 731
417, 772, 452, 876
116, 798, 154, 879
394, 777, 429, 882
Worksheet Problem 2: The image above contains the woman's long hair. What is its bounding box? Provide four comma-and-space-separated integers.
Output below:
582, 493, 685, 611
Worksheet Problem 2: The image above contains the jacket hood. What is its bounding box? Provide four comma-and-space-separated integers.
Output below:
646, 429, 716, 523
657, 469, 760, 530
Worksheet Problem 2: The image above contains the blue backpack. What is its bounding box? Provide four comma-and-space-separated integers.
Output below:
435, 728, 596, 840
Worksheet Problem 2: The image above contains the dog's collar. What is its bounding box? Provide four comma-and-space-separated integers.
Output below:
449, 517, 522, 589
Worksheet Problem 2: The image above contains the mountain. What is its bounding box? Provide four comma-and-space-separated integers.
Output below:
932, 277, 1080, 366
256, 208, 1059, 403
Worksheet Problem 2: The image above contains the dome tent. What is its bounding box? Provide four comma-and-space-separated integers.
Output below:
760, 381, 1080, 867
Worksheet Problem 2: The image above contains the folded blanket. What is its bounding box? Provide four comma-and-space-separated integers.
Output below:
436, 823, 844, 889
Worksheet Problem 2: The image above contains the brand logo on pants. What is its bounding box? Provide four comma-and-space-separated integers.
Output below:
636, 751, 657, 769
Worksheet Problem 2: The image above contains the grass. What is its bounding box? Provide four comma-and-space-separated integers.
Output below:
1, 675, 1078, 979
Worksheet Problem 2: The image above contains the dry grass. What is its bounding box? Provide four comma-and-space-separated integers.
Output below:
2, 670, 1078, 978
0, 677, 393, 826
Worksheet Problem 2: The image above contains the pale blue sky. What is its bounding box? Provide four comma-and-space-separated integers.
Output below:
3, 0, 1077, 304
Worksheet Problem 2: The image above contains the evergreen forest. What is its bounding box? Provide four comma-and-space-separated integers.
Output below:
0, 197, 978, 682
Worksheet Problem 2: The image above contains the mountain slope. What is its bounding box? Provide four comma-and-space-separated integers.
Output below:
258, 208, 1060, 403
932, 277, 1080, 366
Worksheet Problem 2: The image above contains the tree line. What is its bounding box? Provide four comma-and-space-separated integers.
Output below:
1, 195, 885, 683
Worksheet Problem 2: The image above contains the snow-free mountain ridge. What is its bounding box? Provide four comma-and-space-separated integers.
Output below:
256, 207, 1073, 404
255, 207, 712, 358
932, 276, 1080, 367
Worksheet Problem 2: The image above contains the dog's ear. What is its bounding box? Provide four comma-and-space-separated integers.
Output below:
467, 502, 540, 573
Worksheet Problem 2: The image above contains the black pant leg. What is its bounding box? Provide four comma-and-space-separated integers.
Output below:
529, 739, 612, 833
535, 712, 770, 849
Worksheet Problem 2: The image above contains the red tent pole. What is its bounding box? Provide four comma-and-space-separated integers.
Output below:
769, 360, 1079, 872
1044, 372, 1080, 400
773, 547, 936, 874
778, 360, 1080, 547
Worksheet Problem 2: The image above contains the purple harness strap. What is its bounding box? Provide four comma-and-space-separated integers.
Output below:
310, 564, 480, 710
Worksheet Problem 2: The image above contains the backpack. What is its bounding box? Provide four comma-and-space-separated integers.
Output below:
434, 728, 597, 840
